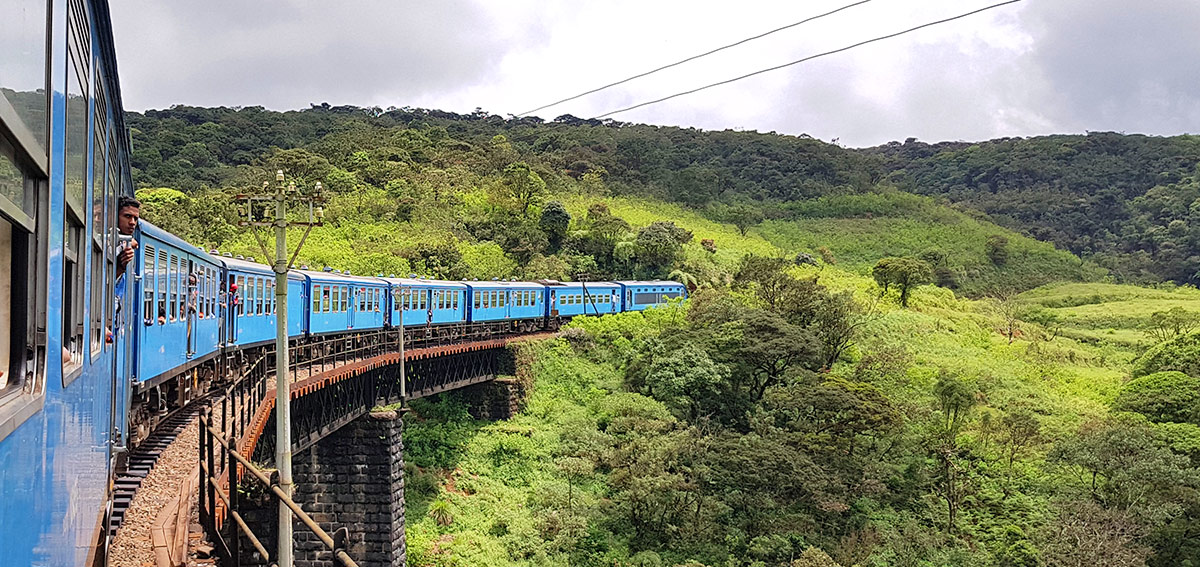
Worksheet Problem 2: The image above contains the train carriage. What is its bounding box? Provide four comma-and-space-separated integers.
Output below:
303, 269, 389, 335
616, 280, 688, 312
224, 256, 286, 348
546, 281, 621, 318
135, 221, 224, 387
466, 280, 546, 324
383, 277, 468, 327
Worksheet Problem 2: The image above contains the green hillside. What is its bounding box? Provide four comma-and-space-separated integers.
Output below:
396, 210, 1200, 566
125, 104, 1200, 566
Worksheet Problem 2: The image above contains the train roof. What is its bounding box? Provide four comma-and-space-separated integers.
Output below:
614, 280, 686, 287
379, 277, 469, 289
217, 254, 275, 276
298, 269, 388, 286
465, 280, 546, 290
139, 221, 217, 263
550, 281, 620, 290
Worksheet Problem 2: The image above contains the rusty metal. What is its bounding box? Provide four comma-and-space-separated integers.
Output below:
200, 411, 358, 567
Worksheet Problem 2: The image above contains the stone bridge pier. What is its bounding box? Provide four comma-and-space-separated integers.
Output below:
293, 409, 406, 567
240, 410, 406, 567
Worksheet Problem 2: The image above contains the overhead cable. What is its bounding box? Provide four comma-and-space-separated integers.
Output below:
515, 0, 876, 117
591, 0, 1022, 119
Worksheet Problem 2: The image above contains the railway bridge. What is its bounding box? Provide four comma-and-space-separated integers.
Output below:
194, 329, 551, 567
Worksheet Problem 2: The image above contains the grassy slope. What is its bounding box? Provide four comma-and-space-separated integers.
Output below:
402, 200, 1179, 566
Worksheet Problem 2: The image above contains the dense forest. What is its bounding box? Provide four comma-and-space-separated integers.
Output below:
129, 104, 1200, 566
128, 104, 1200, 284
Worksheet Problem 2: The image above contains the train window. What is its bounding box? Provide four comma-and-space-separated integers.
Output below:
210, 270, 217, 317
242, 277, 251, 316
157, 250, 168, 323
234, 276, 244, 316
142, 245, 155, 325
312, 284, 321, 313
499, 292, 506, 308
453, 292, 459, 310
0, 180, 47, 430
329, 286, 337, 313
473, 291, 480, 309
170, 255, 180, 321
1, 0, 49, 156
416, 292, 424, 310
252, 278, 260, 315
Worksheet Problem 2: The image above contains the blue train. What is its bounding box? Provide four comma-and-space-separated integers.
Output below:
0, 0, 687, 563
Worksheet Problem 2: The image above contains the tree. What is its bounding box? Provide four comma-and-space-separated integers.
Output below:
931, 370, 977, 533
635, 221, 693, 275
986, 234, 1010, 266
1041, 500, 1150, 567
1132, 330, 1200, 378
872, 257, 933, 307
539, 200, 571, 252
1144, 307, 1200, 343
791, 546, 842, 567
502, 161, 547, 216
736, 255, 793, 310
712, 203, 764, 236
811, 291, 869, 369
643, 343, 728, 420
1113, 371, 1200, 424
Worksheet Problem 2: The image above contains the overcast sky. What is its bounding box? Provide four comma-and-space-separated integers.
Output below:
109, 0, 1200, 148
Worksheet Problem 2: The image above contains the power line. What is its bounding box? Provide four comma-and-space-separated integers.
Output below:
591, 0, 1022, 120
515, 0, 876, 118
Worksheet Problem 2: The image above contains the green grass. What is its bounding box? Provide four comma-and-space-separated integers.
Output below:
1019, 282, 1200, 347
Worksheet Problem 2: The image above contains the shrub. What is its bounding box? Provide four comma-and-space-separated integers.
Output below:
1113, 371, 1200, 424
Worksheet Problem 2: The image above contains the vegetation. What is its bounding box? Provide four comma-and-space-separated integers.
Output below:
125, 103, 1200, 566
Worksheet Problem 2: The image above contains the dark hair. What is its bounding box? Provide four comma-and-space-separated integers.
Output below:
118, 196, 141, 211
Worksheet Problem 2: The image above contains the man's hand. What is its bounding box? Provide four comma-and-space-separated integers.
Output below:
117, 240, 138, 272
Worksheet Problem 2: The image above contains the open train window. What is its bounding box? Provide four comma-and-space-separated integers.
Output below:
158, 250, 168, 323
143, 244, 155, 325
0, 131, 48, 440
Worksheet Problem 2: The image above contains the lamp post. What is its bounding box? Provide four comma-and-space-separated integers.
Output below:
235, 170, 324, 567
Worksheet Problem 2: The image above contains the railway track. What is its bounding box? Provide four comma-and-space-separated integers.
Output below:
109, 401, 208, 540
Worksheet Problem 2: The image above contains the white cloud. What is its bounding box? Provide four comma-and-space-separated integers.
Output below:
110, 0, 1200, 147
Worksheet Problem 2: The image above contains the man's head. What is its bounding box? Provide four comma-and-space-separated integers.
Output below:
117, 196, 141, 235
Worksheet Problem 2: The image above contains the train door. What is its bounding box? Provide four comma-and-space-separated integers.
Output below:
425, 290, 433, 326
348, 286, 357, 329
550, 290, 559, 318
186, 260, 197, 357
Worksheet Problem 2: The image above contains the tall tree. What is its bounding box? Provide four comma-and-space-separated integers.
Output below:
872, 257, 933, 308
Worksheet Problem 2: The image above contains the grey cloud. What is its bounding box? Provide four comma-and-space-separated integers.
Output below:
111, 0, 547, 111
1021, 0, 1200, 134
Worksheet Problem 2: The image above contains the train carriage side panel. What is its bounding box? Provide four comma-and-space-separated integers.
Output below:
135, 222, 223, 385
287, 271, 307, 337
224, 257, 278, 347
616, 280, 687, 312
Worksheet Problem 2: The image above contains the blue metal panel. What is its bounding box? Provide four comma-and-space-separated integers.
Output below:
288, 276, 307, 336
135, 224, 223, 383
467, 281, 544, 322
0, 0, 140, 561
226, 263, 282, 346
547, 283, 620, 318
614, 281, 687, 312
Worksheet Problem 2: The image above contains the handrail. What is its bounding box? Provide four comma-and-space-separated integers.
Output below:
200, 409, 359, 567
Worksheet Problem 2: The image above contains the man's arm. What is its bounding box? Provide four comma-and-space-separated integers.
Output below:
116, 239, 138, 273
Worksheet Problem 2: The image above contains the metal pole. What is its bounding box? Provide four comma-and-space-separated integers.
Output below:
399, 286, 406, 401
273, 180, 294, 567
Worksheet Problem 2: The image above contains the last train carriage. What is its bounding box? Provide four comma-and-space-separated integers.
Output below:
0, 0, 687, 564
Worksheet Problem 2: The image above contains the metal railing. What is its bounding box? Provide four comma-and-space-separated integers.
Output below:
199, 408, 358, 567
